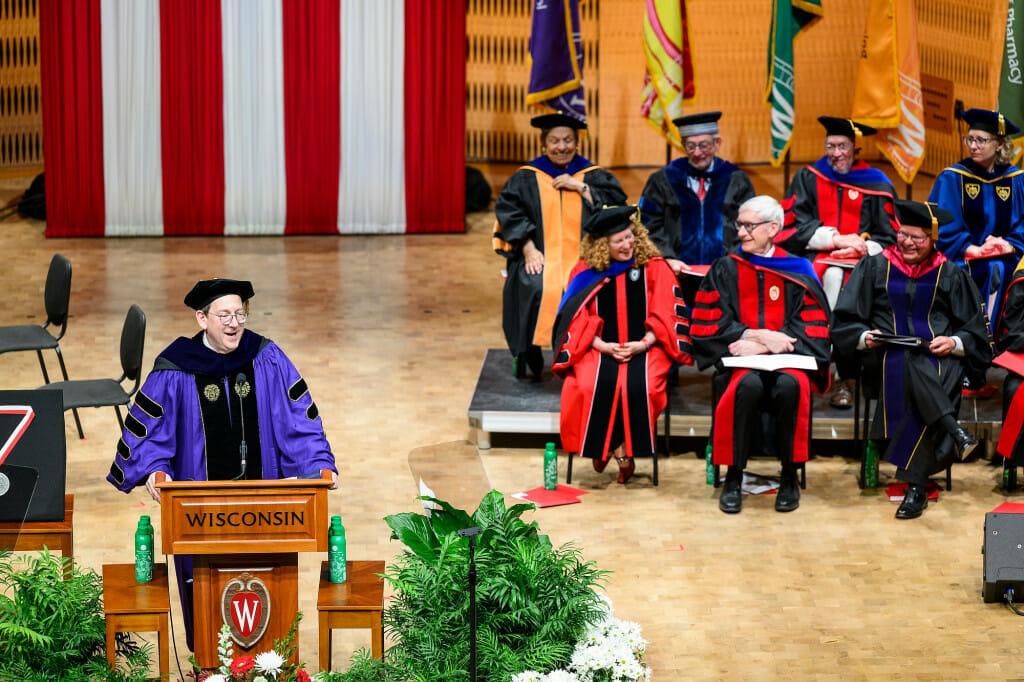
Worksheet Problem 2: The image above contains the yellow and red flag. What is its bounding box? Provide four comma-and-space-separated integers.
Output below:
640, 0, 696, 149
851, 0, 925, 184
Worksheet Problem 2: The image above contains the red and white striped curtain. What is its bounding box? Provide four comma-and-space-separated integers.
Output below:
39, 0, 466, 237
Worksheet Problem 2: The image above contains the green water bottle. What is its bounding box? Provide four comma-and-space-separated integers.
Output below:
135, 516, 153, 583
543, 442, 558, 490
864, 440, 879, 488
705, 443, 715, 485
329, 515, 347, 583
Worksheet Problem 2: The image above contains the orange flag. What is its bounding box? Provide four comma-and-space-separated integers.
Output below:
852, 0, 925, 184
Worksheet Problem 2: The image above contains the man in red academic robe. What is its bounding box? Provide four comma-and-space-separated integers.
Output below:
780, 116, 899, 408
691, 196, 832, 514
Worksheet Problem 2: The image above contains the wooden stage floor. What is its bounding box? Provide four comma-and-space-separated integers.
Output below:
1, 170, 1024, 679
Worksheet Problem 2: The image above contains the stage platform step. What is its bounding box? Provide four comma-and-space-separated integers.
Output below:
467, 349, 1005, 453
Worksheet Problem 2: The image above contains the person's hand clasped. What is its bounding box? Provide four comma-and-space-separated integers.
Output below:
830, 234, 868, 259
551, 173, 586, 195
929, 335, 956, 357
743, 329, 797, 354
864, 329, 883, 349
982, 235, 1014, 256
594, 337, 646, 363
728, 338, 766, 356
145, 471, 171, 503
522, 240, 545, 275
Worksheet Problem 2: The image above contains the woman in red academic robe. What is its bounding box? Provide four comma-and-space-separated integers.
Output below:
552, 205, 693, 483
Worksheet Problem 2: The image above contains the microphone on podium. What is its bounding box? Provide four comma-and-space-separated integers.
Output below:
235, 373, 248, 479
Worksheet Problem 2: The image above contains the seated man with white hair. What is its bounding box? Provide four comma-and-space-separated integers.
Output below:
691, 196, 832, 514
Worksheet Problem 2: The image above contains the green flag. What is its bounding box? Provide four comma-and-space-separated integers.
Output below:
765, 0, 823, 166
999, 0, 1024, 160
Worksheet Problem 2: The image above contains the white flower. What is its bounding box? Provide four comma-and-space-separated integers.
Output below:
254, 650, 286, 675
512, 673, 543, 682
510, 600, 652, 682
254, 677, 269, 682
204, 676, 227, 682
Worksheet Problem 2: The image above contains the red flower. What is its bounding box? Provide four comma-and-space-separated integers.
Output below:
296, 670, 311, 682
229, 656, 256, 676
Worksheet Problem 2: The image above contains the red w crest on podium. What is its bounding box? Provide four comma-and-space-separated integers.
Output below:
221, 573, 271, 648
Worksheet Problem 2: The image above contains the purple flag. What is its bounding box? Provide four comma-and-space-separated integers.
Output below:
526, 0, 586, 121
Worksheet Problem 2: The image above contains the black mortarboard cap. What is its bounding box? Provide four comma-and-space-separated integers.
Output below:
583, 204, 639, 238
530, 112, 587, 130
817, 116, 877, 140
896, 200, 953, 241
961, 108, 1020, 137
184, 278, 255, 310
671, 111, 722, 137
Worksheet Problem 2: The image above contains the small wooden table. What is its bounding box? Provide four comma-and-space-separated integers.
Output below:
317, 559, 385, 670
0, 493, 74, 559
102, 562, 170, 679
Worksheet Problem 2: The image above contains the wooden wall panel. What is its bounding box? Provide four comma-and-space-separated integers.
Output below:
0, 0, 42, 171
466, 0, 599, 164
918, 0, 1008, 176
594, 1, 664, 168
467, 0, 1009, 177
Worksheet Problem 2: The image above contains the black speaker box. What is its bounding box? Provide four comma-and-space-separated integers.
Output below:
983, 512, 1024, 603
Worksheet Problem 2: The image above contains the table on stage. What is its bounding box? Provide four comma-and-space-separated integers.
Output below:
0, 493, 74, 560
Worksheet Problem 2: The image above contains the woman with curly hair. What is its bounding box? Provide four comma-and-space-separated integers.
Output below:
552, 205, 693, 484
929, 108, 1024, 341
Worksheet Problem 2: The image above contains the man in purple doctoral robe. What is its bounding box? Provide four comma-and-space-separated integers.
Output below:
106, 278, 337, 649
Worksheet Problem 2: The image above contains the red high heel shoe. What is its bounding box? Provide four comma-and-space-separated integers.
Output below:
616, 456, 634, 484
593, 456, 610, 473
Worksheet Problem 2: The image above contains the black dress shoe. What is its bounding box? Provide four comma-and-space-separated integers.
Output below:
719, 477, 742, 514
829, 379, 854, 409
775, 475, 801, 512
895, 484, 928, 519
525, 345, 545, 380
952, 427, 979, 461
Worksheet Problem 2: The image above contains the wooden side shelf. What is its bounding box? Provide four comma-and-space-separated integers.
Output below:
102, 562, 170, 679
0, 493, 74, 559
317, 560, 385, 671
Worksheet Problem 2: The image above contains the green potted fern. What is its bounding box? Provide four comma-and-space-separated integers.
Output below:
0, 549, 152, 681
376, 490, 608, 681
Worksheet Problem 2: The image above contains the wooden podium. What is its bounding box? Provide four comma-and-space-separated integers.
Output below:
156, 473, 332, 668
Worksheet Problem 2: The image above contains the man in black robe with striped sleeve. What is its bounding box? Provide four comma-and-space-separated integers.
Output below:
691, 196, 832, 514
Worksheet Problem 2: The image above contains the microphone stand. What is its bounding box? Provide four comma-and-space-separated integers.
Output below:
235, 374, 248, 479
458, 526, 481, 682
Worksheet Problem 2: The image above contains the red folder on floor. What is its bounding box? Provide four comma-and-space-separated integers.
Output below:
514, 485, 589, 508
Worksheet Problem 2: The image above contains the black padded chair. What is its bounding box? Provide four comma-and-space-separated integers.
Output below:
0, 253, 73, 384
37, 304, 145, 439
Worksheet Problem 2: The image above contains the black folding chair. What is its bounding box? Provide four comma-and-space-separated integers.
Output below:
37, 305, 145, 439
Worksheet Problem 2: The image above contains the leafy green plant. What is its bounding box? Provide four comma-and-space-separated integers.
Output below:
313, 648, 386, 681
0, 549, 152, 681
380, 491, 608, 682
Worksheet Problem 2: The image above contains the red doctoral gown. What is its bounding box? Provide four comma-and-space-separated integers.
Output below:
553, 257, 692, 460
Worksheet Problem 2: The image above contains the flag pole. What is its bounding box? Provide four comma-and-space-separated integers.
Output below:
784, 150, 791, 190
905, 181, 912, 201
